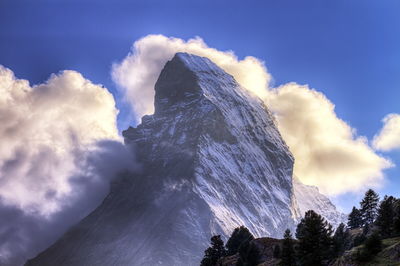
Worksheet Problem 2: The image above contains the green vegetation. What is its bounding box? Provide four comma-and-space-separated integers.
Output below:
199, 189, 400, 266
200, 235, 226, 266
348, 207, 362, 229
280, 229, 295, 266
332, 223, 351, 257
338, 237, 400, 266
236, 240, 260, 266
226, 226, 254, 256
296, 210, 333, 265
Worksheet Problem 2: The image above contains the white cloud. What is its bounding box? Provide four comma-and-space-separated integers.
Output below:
373, 113, 400, 151
112, 34, 271, 121
0, 66, 119, 216
113, 34, 393, 195
266, 83, 392, 195
0, 66, 142, 264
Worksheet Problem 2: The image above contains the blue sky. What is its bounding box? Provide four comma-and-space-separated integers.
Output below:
1, 0, 399, 211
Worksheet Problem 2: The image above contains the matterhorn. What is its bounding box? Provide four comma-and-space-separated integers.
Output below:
27, 53, 344, 266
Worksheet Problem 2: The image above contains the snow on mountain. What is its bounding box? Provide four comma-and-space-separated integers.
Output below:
293, 177, 347, 228
26, 53, 344, 266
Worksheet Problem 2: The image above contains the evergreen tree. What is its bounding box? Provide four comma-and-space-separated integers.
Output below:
332, 223, 350, 257
393, 198, 400, 236
352, 232, 366, 247
238, 240, 250, 261
237, 240, 260, 266
200, 235, 226, 266
364, 233, 382, 255
246, 243, 260, 266
347, 207, 362, 229
355, 233, 382, 262
376, 195, 395, 237
226, 226, 254, 256
280, 229, 296, 266
296, 210, 333, 266
360, 189, 380, 226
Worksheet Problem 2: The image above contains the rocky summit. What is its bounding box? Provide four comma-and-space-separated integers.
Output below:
26, 53, 343, 266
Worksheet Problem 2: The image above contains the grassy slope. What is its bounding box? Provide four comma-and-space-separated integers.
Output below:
332, 237, 400, 266
334, 237, 400, 266
365, 237, 400, 266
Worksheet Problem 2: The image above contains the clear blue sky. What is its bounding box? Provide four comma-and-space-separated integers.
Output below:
1, 0, 399, 211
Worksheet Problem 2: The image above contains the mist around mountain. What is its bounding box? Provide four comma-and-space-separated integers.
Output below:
26, 53, 347, 266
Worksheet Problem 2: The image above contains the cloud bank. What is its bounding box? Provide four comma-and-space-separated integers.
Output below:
0, 66, 119, 215
373, 113, 400, 152
113, 34, 392, 196
0, 66, 138, 265
266, 83, 392, 194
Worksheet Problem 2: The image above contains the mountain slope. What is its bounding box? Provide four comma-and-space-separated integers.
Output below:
332, 237, 400, 266
26, 53, 341, 266
293, 178, 347, 228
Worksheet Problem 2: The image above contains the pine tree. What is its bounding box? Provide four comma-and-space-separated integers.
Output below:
352, 232, 367, 247
296, 210, 333, 266
347, 207, 362, 229
355, 232, 382, 262
226, 226, 254, 256
200, 235, 226, 266
394, 199, 400, 236
332, 223, 350, 257
237, 240, 260, 266
376, 195, 395, 237
364, 233, 382, 255
238, 240, 250, 261
245, 242, 260, 266
360, 189, 380, 226
280, 229, 296, 266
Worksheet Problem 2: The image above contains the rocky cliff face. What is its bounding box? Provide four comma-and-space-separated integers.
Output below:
293, 177, 347, 228
26, 53, 342, 266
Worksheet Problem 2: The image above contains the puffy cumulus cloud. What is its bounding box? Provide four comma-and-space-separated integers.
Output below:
373, 113, 400, 151
0, 66, 139, 264
266, 83, 392, 195
113, 34, 393, 196
0, 66, 119, 215
112, 34, 270, 120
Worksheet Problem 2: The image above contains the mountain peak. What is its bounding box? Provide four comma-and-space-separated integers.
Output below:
27, 53, 342, 266
154, 52, 235, 115
154, 53, 201, 114
173, 52, 227, 75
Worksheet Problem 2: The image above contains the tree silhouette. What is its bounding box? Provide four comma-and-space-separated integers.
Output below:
200, 235, 226, 266
360, 189, 379, 226
280, 229, 296, 266
347, 207, 362, 229
226, 226, 254, 256
394, 198, 400, 235
296, 210, 333, 266
332, 223, 350, 257
237, 240, 260, 266
376, 195, 396, 237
